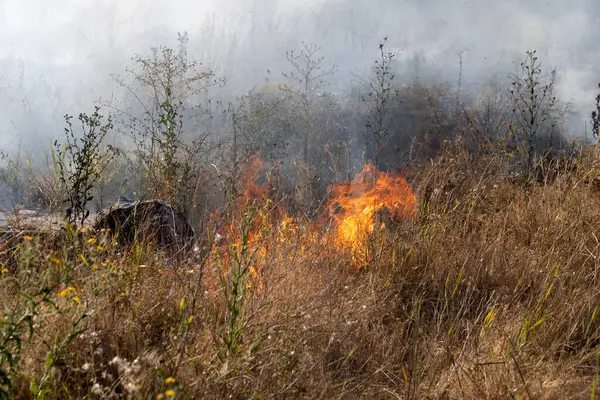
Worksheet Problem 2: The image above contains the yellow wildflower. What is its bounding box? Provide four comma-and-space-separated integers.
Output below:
165, 390, 175, 398
87, 238, 97, 244
1, 268, 7, 274
96, 245, 105, 251
165, 377, 176, 384
72, 296, 80, 304
23, 235, 33, 241
60, 287, 77, 298
49, 257, 61, 266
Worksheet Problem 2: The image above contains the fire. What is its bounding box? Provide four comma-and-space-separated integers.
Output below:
209, 156, 290, 290
209, 159, 417, 281
327, 164, 416, 263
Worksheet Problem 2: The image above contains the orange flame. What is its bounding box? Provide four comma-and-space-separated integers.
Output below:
327, 164, 416, 263
208, 159, 417, 283
209, 156, 290, 291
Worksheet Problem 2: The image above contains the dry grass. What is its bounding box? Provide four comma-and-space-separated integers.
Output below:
3, 142, 600, 399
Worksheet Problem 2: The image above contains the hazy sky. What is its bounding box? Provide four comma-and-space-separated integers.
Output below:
0, 0, 598, 150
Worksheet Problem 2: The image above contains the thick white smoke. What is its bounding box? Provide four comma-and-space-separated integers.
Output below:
0, 0, 597, 150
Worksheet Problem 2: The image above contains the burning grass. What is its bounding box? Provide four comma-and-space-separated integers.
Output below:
328, 163, 416, 265
4, 145, 600, 398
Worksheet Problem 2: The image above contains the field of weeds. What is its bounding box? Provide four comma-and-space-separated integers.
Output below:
3, 141, 600, 399
1, 34, 600, 399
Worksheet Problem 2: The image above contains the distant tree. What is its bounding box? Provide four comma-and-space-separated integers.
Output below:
217, 95, 287, 200
472, 80, 511, 141
508, 50, 557, 174
363, 37, 398, 166
591, 83, 600, 141
111, 32, 223, 217
281, 42, 337, 164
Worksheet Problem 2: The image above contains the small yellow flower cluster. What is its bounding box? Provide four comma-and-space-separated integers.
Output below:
93, 259, 115, 270
47, 250, 61, 266
156, 377, 177, 399
59, 286, 80, 304
23, 235, 33, 241
48, 256, 61, 266
59, 286, 76, 297
87, 237, 106, 252
1, 267, 8, 275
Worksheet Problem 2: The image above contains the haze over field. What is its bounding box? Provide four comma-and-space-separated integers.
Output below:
0, 0, 598, 152
6, 2, 600, 399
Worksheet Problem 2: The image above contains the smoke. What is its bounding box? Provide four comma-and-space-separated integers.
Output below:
0, 0, 598, 152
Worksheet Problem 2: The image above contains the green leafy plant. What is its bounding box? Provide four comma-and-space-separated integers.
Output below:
218, 202, 259, 361
0, 287, 55, 399
30, 302, 88, 399
54, 106, 117, 226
